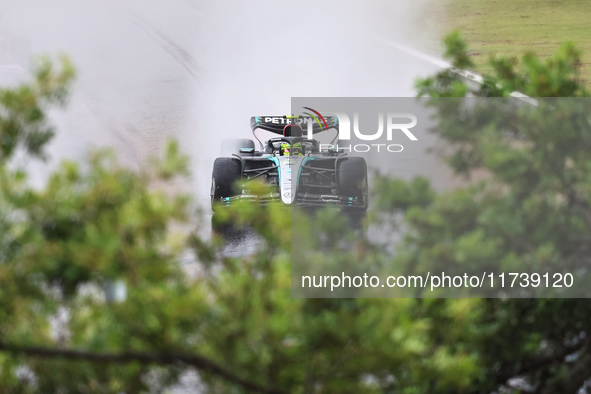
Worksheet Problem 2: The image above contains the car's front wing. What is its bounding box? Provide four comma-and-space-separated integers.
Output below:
214, 192, 364, 209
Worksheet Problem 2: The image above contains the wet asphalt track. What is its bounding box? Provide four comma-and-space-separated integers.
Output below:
1, 0, 444, 391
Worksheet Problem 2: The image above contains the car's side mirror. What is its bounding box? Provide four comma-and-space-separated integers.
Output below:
240, 147, 254, 154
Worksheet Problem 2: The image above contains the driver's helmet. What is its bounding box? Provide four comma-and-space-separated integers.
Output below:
280, 142, 291, 156
280, 142, 304, 156
280, 124, 305, 156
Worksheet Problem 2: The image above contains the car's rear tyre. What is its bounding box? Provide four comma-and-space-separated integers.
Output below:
221, 138, 255, 156
211, 157, 241, 211
338, 157, 368, 212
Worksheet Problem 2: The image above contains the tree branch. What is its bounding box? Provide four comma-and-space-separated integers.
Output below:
0, 342, 282, 394
561, 352, 591, 394
497, 339, 587, 386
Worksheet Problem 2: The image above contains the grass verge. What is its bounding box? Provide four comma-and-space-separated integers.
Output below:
441, 0, 591, 85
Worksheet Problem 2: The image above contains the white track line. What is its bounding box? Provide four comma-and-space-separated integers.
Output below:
375, 37, 539, 106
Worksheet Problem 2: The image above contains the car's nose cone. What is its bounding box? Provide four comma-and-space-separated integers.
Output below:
278, 156, 303, 204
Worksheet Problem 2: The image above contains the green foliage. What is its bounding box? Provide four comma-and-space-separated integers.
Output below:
392, 32, 591, 391
417, 31, 589, 98
0, 60, 201, 392
442, 0, 591, 86
444, 30, 474, 70
2, 35, 591, 394
0, 57, 484, 391
0, 56, 75, 161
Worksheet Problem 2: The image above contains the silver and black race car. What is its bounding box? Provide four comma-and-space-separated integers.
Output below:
211, 115, 368, 212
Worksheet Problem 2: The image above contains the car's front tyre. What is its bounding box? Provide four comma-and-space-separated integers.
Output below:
337, 157, 368, 212
211, 157, 241, 211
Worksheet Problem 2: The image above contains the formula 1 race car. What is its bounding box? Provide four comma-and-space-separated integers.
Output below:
211, 115, 368, 212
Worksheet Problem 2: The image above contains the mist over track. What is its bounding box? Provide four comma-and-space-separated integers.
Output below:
1, 0, 443, 198
0, 1, 446, 391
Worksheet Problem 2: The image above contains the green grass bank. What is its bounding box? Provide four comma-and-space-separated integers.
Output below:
441, 0, 591, 84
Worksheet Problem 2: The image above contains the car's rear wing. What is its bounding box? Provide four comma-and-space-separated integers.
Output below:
250, 115, 338, 136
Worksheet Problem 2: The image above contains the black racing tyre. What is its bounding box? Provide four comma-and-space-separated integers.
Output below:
211, 158, 241, 210
338, 157, 368, 212
221, 138, 255, 156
